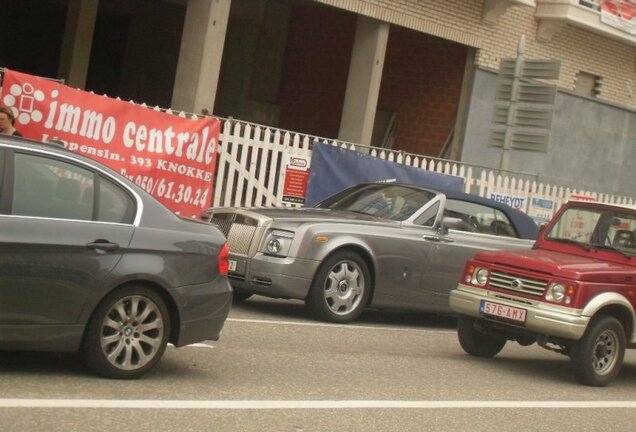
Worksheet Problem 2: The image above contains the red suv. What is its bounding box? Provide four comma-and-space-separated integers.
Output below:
449, 200, 636, 386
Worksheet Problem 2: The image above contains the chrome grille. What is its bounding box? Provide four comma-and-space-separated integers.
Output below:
210, 219, 232, 237
209, 216, 258, 256
489, 271, 548, 297
226, 223, 257, 255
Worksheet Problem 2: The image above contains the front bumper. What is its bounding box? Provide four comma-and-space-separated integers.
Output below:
228, 253, 321, 300
449, 283, 590, 341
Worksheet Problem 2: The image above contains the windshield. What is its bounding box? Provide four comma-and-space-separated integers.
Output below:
547, 206, 636, 256
315, 184, 438, 221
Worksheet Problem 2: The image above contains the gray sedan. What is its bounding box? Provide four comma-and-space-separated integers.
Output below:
0, 136, 232, 378
201, 182, 538, 323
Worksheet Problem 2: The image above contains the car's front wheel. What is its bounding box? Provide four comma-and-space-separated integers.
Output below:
82, 286, 170, 379
306, 251, 371, 323
457, 315, 507, 358
570, 315, 625, 387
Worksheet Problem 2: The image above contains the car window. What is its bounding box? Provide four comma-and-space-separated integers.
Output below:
12, 152, 94, 221
413, 201, 440, 226
10, 152, 135, 224
490, 209, 517, 237
444, 199, 518, 238
317, 184, 437, 221
98, 177, 135, 224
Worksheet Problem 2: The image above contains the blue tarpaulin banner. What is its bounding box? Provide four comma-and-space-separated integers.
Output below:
305, 142, 464, 206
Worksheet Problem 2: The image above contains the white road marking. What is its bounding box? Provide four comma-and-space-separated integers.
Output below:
227, 318, 454, 333
168, 343, 215, 349
0, 399, 634, 409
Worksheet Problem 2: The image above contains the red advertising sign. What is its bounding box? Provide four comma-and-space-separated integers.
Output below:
601, 0, 636, 34
1, 69, 219, 217
282, 153, 310, 205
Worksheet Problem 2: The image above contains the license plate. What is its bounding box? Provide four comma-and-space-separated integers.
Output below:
228, 259, 237, 272
480, 300, 527, 323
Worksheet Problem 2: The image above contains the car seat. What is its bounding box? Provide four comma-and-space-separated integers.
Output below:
612, 230, 635, 248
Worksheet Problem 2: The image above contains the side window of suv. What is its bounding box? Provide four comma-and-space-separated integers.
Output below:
12, 153, 94, 221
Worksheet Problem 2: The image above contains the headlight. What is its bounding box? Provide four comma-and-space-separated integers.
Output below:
469, 267, 489, 286
547, 283, 566, 303
266, 238, 283, 254
261, 229, 295, 257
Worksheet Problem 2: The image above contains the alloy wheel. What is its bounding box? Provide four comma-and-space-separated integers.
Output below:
100, 295, 166, 371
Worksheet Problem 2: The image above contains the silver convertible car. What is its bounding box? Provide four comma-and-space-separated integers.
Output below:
201, 182, 539, 323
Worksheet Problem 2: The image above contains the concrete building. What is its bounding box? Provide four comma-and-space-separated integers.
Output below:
1, 0, 634, 196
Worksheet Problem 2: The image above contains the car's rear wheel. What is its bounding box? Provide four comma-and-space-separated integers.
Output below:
457, 315, 506, 357
570, 315, 625, 387
306, 251, 370, 323
82, 286, 170, 379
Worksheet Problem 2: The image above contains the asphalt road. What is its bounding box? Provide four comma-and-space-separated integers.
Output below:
1, 295, 636, 432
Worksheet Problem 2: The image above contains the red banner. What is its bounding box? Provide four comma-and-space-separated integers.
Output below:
601, 0, 636, 34
1, 69, 219, 217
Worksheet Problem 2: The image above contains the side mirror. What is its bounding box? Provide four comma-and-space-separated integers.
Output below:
440, 217, 463, 236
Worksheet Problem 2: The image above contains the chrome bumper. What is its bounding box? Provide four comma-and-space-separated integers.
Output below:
449, 284, 590, 341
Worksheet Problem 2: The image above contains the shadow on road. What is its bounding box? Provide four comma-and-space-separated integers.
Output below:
0, 351, 89, 377
232, 295, 457, 330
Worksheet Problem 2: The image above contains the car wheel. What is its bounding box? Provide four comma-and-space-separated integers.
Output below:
82, 286, 170, 379
457, 315, 506, 358
570, 315, 625, 387
306, 251, 371, 323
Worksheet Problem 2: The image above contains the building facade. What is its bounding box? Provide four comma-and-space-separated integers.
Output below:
0, 0, 634, 196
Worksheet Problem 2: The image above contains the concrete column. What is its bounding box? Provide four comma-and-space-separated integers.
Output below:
58, 0, 99, 88
171, 0, 231, 114
447, 48, 477, 161
338, 16, 389, 146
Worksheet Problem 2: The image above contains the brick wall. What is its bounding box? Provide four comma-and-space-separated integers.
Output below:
377, 27, 466, 155
279, 5, 466, 155
278, 6, 356, 138
479, 6, 635, 107
316, 0, 636, 109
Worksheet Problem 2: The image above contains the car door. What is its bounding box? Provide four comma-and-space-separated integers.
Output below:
418, 199, 533, 310
0, 149, 135, 325
372, 199, 441, 308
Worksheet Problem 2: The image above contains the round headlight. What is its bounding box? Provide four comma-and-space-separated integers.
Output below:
548, 283, 566, 303
473, 267, 489, 286
266, 238, 282, 254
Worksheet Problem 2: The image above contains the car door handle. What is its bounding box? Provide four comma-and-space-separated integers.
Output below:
87, 240, 120, 251
423, 235, 455, 243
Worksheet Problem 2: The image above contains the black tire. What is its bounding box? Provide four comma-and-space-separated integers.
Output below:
570, 315, 625, 387
457, 315, 506, 358
82, 286, 170, 379
305, 251, 371, 323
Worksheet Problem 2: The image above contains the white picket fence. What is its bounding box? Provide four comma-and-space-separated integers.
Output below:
212, 118, 636, 221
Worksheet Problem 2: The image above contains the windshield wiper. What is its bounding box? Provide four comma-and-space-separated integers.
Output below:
592, 244, 633, 258
550, 238, 591, 251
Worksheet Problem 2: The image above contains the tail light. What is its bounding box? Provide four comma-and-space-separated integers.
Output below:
218, 243, 229, 275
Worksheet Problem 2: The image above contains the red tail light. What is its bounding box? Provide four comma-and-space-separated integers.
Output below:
218, 243, 229, 276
